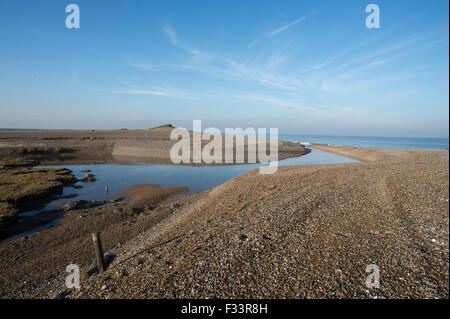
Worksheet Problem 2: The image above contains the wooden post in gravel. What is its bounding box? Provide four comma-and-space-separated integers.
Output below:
92, 232, 105, 275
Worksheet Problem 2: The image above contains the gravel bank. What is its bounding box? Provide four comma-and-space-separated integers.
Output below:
32, 146, 448, 299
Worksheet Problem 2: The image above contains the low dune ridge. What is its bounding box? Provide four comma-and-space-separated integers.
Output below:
0, 125, 310, 165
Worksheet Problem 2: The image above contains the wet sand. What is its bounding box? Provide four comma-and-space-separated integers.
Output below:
0, 146, 448, 299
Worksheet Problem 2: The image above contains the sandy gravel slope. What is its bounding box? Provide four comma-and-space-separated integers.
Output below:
50, 147, 449, 299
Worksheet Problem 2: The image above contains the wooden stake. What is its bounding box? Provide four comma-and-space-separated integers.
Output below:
92, 232, 105, 275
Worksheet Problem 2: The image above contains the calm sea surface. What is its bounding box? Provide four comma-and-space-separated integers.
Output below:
280, 134, 449, 150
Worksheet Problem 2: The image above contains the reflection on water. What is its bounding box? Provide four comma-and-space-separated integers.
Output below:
3, 148, 356, 242
41, 148, 357, 203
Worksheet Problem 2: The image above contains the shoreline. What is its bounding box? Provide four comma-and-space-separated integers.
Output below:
312, 144, 449, 162
0, 125, 310, 240
0, 145, 448, 298
0, 125, 310, 166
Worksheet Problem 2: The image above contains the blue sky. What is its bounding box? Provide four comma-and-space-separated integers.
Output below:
0, 0, 448, 137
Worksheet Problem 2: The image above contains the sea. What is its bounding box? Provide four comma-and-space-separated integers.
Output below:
280, 134, 449, 150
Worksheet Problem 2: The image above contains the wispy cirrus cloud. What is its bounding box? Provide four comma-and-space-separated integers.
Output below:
325, 37, 423, 75
117, 85, 331, 112
266, 15, 308, 38
129, 63, 201, 72
249, 11, 317, 47
129, 63, 154, 71
116, 86, 214, 100
162, 26, 178, 45
233, 94, 324, 112
125, 23, 443, 116
162, 25, 202, 55
149, 31, 305, 91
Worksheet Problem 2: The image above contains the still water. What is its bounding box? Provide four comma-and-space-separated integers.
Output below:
3, 148, 357, 242
42, 148, 357, 204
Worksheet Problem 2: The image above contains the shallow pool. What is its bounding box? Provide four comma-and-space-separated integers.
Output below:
3, 148, 356, 242
41, 148, 357, 203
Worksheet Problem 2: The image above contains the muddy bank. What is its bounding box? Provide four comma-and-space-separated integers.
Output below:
0, 182, 191, 298
0, 159, 77, 233
0, 125, 310, 165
